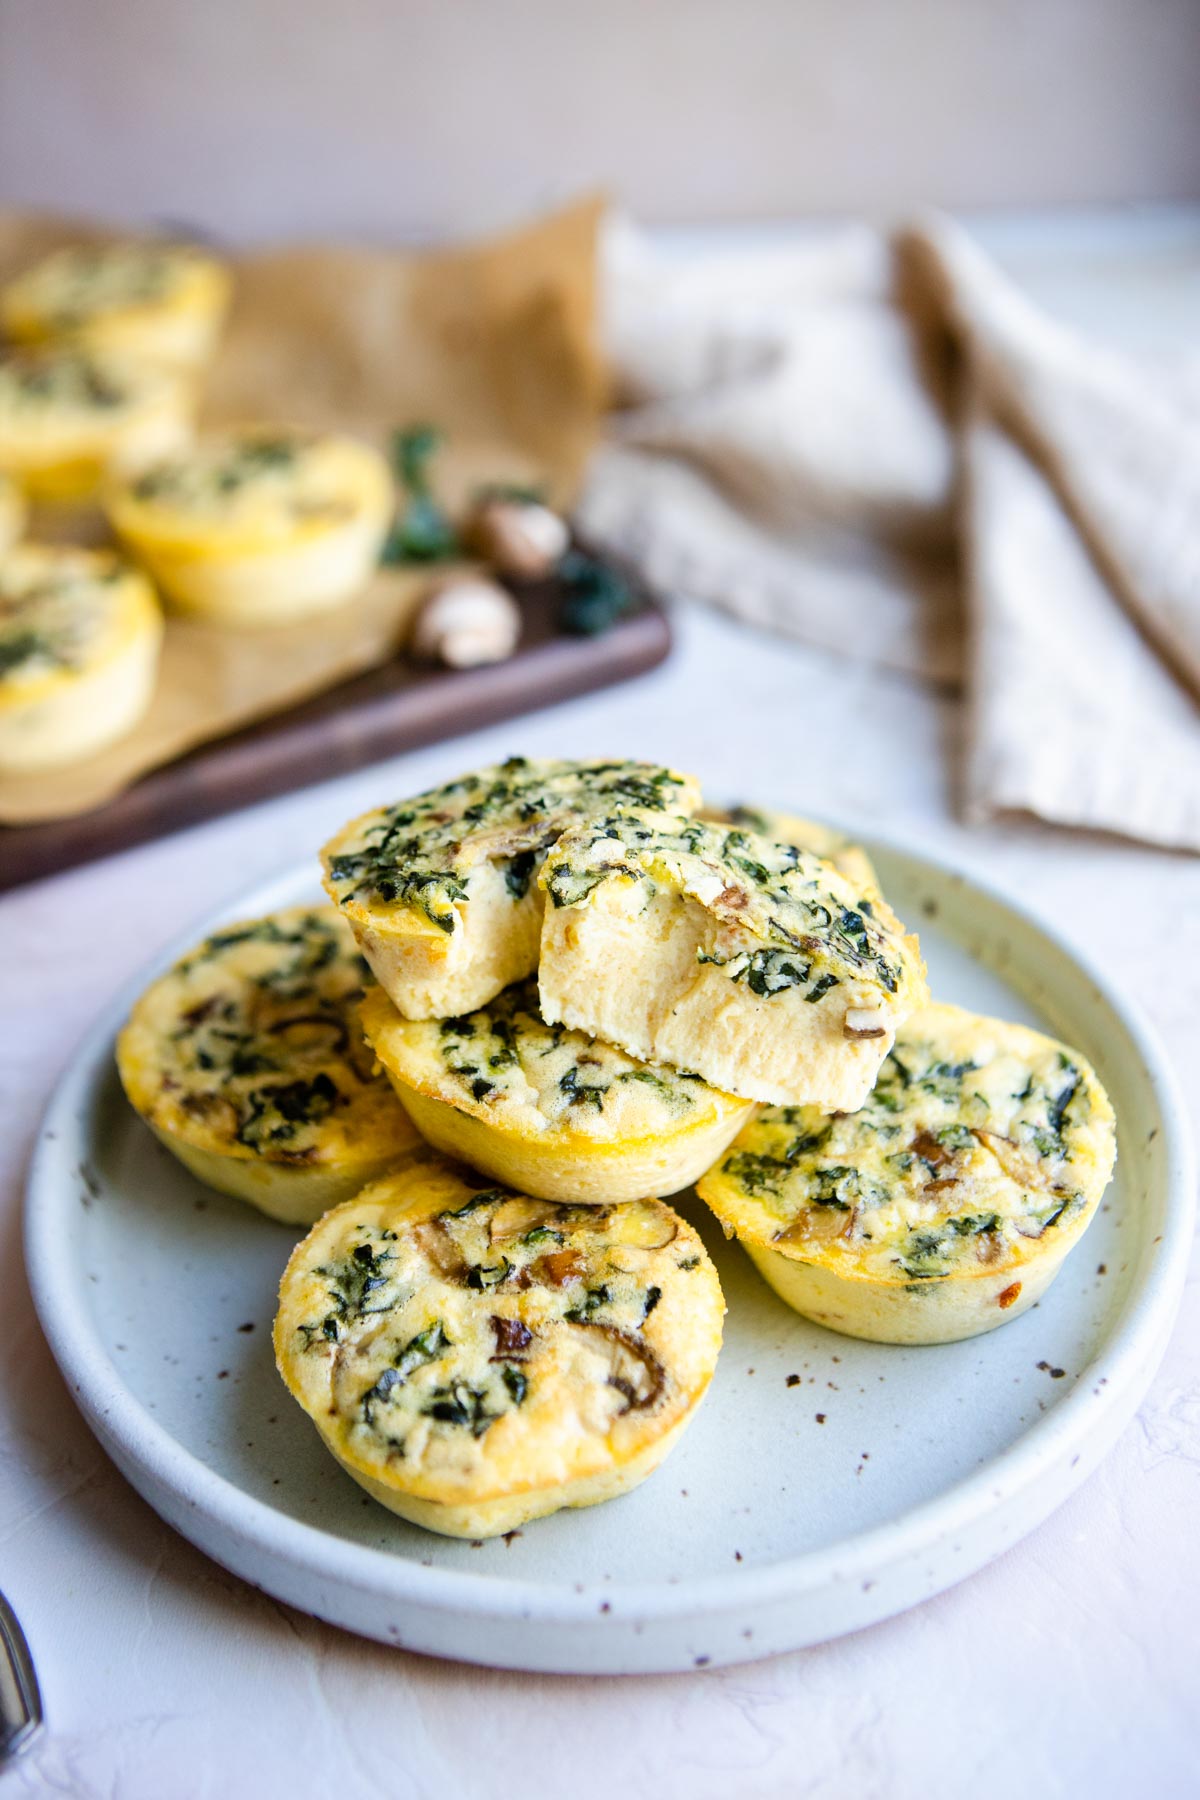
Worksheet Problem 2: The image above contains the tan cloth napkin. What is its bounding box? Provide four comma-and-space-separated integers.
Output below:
0, 198, 606, 825
578, 213, 1200, 852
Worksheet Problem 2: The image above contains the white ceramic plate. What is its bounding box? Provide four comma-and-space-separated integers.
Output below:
26, 839, 1193, 1675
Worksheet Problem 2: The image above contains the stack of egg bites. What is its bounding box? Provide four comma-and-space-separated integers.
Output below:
117, 756, 1117, 1540
0, 239, 393, 775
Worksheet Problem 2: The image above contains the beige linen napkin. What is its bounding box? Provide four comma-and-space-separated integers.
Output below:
578, 213, 1200, 851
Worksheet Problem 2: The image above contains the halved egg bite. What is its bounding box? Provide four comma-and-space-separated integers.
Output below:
538, 810, 927, 1109
321, 756, 701, 1021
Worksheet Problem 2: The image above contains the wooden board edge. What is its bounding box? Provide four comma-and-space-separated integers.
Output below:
0, 604, 672, 893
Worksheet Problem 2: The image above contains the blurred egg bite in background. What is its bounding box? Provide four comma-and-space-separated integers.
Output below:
0, 240, 232, 372
0, 343, 193, 503
106, 427, 393, 625
0, 544, 162, 772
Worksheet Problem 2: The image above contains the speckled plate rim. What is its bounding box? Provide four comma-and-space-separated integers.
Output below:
24, 834, 1195, 1663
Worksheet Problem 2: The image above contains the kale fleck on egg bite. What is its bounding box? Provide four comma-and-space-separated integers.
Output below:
0, 344, 192, 503
361, 976, 755, 1203
321, 756, 702, 1021
1, 241, 231, 372
697, 1001, 1116, 1345
116, 906, 425, 1224
274, 1161, 724, 1538
0, 545, 162, 772
106, 427, 392, 626
700, 801, 879, 897
537, 811, 927, 1108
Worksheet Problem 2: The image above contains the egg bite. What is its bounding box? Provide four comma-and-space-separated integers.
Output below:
0, 344, 192, 503
274, 1162, 725, 1538
1, 241, 231, 372
537, 811, 927, 1109
106, 427, 392, 625
0, 544, 161, 772
697, 1002, 1116, 1345
0, 471, 26, 553
360, 977, 755, 1203
321, 756, 702, 1021
700, 802, 879, 897
116, 905, 426, 1225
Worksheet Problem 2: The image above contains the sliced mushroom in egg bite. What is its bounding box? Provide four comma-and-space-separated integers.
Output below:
274, 1161, 725, 1538
698, 1002, 1116, 1344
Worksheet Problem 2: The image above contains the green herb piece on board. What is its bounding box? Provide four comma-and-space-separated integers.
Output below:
557, 551, 634, 636
381, 424, 460, 564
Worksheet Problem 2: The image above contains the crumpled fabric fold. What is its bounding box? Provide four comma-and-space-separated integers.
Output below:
578, 212, 1200, 852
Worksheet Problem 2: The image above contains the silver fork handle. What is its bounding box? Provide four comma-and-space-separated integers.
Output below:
0, 1591, 42, 1764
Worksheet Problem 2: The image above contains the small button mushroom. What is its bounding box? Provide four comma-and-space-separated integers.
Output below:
409, 576, 521, 670
467, 496, 570, 581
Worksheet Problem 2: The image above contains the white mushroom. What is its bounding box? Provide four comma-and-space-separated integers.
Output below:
409, 576, 521, 670
467, 497, 570, 581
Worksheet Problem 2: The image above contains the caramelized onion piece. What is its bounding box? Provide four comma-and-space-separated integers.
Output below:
530, 1248, 585, 1287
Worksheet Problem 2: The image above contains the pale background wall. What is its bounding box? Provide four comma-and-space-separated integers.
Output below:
1, 0, 1198, 242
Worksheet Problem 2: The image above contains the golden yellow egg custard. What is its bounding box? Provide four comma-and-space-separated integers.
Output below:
0, 344, 192, 502
0, 544, 161, 772
1, 241, 231, 371
538, 811, 927, 1109
700, 802, 879, 897
275, 1162, 725, 1538
0, 471, 26, 554
107, 428, 392, 625
117, 905, 425, 1225
321, 757, 702, 1021
697, 1001, 1116, 1345
360, 977, 755, 1203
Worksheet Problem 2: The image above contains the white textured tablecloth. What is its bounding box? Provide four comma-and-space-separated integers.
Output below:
2, 214, 1199, 1800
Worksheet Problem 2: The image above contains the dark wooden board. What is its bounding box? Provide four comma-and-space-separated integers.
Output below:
0, 591, 671, 893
